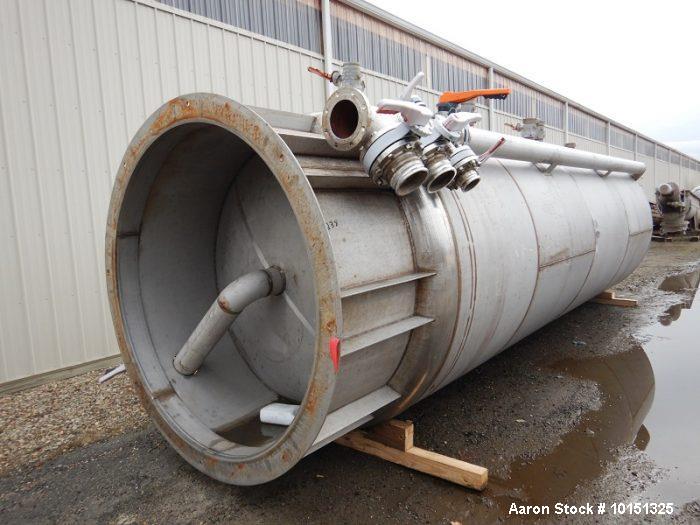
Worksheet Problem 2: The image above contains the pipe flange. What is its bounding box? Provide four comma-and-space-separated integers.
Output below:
449, 144, 478, 170
321, 86, 371, 151
361, 123, 413, 174
368, 138, 428, 196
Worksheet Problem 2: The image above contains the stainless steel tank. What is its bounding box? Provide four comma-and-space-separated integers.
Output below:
106, 93, 652, 485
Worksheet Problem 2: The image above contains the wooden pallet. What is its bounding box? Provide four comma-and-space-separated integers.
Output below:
589, 289, 638, 307
336, 419, 488, 490
652, 234, 700, 242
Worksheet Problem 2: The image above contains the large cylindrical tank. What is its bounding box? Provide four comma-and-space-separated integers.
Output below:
106, 94, 652, 485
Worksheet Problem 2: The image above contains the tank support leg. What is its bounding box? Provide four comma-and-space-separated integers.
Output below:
336, 419, 488, 490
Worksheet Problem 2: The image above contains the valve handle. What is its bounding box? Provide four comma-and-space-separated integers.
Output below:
307, 66, 333, 82
400, 72, 425, 101
377, 99, 433, 127
478, 137, 506, 164
438, 88, 511, 105
443, 111, 481, 132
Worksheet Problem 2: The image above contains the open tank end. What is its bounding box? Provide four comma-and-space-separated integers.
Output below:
106, 94, 341, 485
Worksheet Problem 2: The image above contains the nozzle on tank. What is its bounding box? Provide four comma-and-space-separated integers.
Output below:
447, 143, 481, 192
451, 169, 481, 192
421, 143, 456, 193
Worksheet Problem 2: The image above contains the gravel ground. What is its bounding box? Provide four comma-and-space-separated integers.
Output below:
1, 242, 699, 524
0, 369, 148, 476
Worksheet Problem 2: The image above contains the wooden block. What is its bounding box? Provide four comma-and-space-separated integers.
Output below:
366, 419, 414, 451
590, 290, 637, 307
336, 430, 488, 490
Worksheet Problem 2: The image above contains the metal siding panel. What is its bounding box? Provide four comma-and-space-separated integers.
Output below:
173, 14, 196, 94
208, 27, 227, 95
222, 30, 242, 101
251, 39, 269, 108
0, 4, 36, 382
155, 11, 181, 101
136, 3, 165, 112
266, 43, 282, 110
191, 18, 212, 91
52, 0, 112, 368
569, 134, 608, 155
114, 0, 146, 138
276, 46, 291, 111
21, 0, 85, 374
610, 146, 635, 160
639, 154, 656, 200
66, 0, 118, 363
287, 49, 303, 114
305, 56, 325, 113
236, 34, 256, 105
1, 0, 57, 378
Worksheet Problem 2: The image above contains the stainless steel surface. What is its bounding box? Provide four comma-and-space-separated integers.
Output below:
108, 95, 652, 485
469, 128, 647, 179
173, 268, 285, 376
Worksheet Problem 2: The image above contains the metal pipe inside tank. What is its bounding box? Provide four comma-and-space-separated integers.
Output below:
173, 268, 285, 375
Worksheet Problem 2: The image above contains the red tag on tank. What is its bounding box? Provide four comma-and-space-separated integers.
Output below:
329, 337, 341, 373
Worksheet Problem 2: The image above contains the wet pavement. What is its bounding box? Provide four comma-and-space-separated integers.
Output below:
482, 267, 700, 518
1, 243, 699, 524
639, 269, 700, 504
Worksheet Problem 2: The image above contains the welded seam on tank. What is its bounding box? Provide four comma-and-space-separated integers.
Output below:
232, 178, 315, 336
604, 181, 636, 288
608, 228, 652, 288
538, 248, 596, 269
382, 195, 436, 402
429, 190, 478, 393
389, 192, 465, 402
561, 171, 603, 311
501, 161, 542, 349
392, 194, 454, 392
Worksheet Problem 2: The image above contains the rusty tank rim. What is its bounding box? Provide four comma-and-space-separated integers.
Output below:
105, 93, 342, 484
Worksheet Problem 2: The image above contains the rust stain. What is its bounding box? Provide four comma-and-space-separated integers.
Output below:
304, 384, 319, 414
204, 455, 219, 470
106, 93, 342, 483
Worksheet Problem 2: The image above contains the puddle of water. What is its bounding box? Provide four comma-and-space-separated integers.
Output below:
658, 269, 700, 293
638, 271, 700, 503
216, 416, 284, 447
488, 345, 655, 509
485, 268, 700, 515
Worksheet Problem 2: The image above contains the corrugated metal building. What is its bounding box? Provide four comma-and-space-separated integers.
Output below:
1, 0, 699, 392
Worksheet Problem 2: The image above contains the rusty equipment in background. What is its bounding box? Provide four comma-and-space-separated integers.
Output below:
655, 182, 700, 235
106, 63, 651, 485
505, 118, 546, 141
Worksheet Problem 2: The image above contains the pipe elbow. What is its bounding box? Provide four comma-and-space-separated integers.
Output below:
218, 267, 285, 314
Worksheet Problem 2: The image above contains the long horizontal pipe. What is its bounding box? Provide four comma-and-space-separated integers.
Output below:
468, 127, 647, 179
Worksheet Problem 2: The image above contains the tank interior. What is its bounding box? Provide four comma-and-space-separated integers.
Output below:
115, 123, 318, 449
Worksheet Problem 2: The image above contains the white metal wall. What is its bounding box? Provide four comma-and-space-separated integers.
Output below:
0, 0, 326, 387
1, 0, 700, 388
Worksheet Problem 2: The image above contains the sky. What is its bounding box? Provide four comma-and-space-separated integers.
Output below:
368, 0, 700, 158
